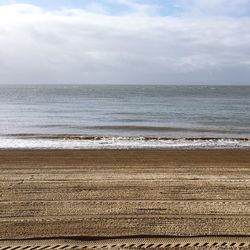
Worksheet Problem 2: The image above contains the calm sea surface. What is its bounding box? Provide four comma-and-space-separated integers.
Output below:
0, 85, 249, 149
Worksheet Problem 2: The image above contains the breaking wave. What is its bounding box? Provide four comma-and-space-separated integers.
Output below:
0, 135, 250, 149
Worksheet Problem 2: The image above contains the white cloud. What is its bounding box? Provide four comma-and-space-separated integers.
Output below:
176, 0, 250, 16
0, 3, 249, 84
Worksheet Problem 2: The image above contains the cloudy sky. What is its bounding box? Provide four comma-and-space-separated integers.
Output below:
0, 0, 250, 85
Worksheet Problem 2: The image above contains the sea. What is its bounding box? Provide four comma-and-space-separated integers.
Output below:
0, 84, 249, 149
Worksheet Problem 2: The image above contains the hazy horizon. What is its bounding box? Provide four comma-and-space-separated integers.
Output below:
1, 83, 250, 86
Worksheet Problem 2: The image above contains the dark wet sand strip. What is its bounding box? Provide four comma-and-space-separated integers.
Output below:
0, 149, 250, 242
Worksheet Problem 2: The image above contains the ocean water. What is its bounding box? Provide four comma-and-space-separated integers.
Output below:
0, 84, 249, 149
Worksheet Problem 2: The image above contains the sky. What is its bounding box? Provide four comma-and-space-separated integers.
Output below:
0, 0, 250, 84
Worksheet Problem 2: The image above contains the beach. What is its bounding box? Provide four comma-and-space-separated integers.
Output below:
1, 149, 250, 246
1, 0, 250, 247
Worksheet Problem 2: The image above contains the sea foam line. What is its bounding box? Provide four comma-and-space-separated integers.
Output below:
0, 137, 249, 149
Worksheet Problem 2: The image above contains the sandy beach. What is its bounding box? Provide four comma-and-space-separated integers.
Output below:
0, 149, 250, 247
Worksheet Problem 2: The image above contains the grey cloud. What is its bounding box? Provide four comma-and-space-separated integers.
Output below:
0, 3, 250, 84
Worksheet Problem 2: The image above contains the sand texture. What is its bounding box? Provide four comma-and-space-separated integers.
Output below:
0, 149, 250, 241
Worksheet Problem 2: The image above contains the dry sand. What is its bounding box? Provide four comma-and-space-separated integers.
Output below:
0, 149, 250, 245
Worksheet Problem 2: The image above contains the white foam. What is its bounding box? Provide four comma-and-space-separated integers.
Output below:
0, 137, 249, 149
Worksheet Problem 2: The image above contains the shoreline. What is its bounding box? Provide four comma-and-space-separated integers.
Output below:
0, 136, 250, 150
0, 149, 249, 165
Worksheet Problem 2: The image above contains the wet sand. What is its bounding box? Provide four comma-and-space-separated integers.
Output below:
0, 149, 250, 241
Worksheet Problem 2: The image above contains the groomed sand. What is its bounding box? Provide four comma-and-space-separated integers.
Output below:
0, 149, 250, 241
